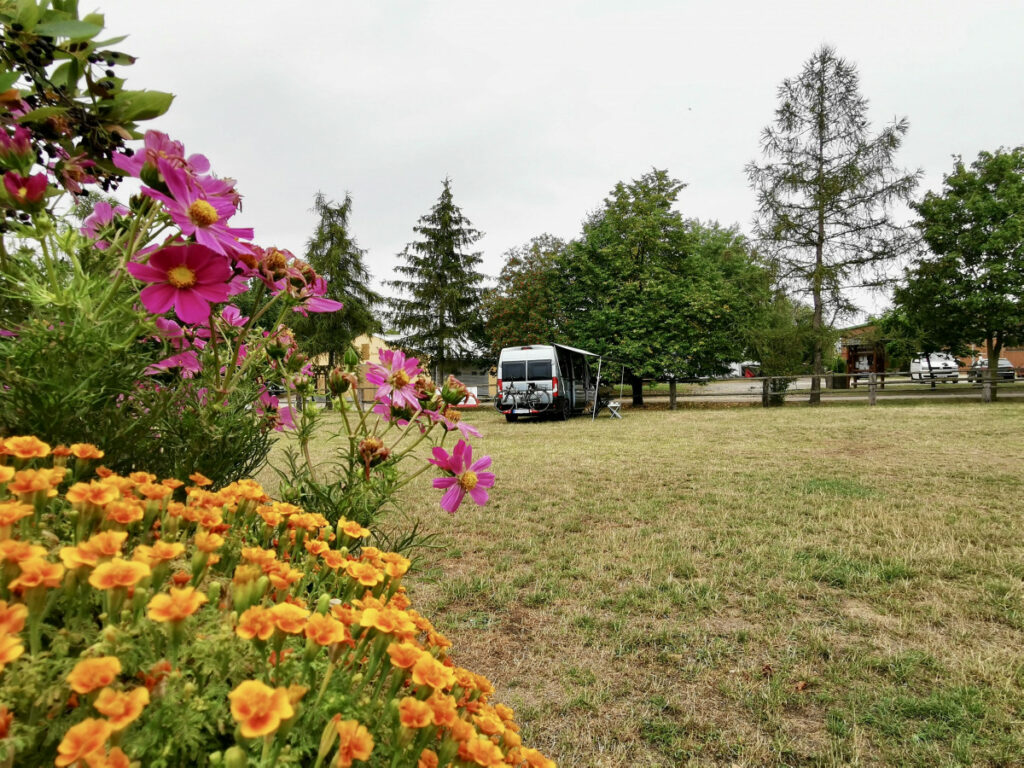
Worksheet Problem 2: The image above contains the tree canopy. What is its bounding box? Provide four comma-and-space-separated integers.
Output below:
747, 45, 919, 403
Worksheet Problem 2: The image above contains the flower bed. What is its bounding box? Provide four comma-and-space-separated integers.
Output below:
0, 436, 555, 768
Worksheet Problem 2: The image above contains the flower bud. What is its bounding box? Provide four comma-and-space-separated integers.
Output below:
223, 746, 248, 768
343, 345, 361, 369
290, 374, 311, 395
441, 375, 469, 406
328, 367, 350, 396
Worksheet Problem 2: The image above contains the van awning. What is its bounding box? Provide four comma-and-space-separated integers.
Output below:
553, 343, 601, 357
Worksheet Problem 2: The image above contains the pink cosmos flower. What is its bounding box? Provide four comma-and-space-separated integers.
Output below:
126, 243, 233, 325
366, 350, 422, 412
429, 439, 494, 514
3, 171, 46, 207
0, 126, 33, 170
287, 275, 343, 316
142, 160, 253, 257
81, 201, 130, 249
112, 130, 210, 178
371, 395, 414, 427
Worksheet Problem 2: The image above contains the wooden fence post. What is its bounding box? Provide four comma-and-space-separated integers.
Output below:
762, 377, 770, 408
868, 372, 877, 406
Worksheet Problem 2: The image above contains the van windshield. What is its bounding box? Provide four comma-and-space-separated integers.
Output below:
528, 360, 552, 379
502, 361, 526, 381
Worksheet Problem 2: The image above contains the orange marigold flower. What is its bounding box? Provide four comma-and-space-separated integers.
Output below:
170, 571, 191, 586
161, 478, 184, 490
390, 590, 411, 611
345, 560, 384, 587
459, 736, 505, 767
70, 443, 105, 460
417, 749, 439, 768
66, 481, 120, 508
340, 520, 370, 539
381, 552, 411, 579
0, 601, 27, 634
6, 469, 56, 497
0, 466, 13, 484
520, 747, 557, 768
194, 507, 223, 529
427, 692, 459, 728
9, 557, 64, 592
0, 634, 24, 673
88, 558, 150, 590
193, 530, 224, 553
304, 539, 330, 557
236, 606, 276, 641
0, 500, 32, 527
330, 603, 358, 626
0, 539, 45, 564
67, 656, 122, 694
386, 642, 423, 670
101, 475, 135, 496
265, 561, 303, 591
398, 696, 433, 729
359, 607, 398, 635
270, 501, 302, 518
241, 546, 277, 567
2, 436, 50, 460
136, 483, 172, 501
411, 654, 456, 691
304, 613, 349, 646
55, 718, 112, 767
52, 444, 72, 457
86, 746, 130, 768
473, 711, 505, 736
0, 705, 11, 739
188, 472, 212, 487
95, 466, 113, 478
269, 602, 309, 634
334, 719, 374, 768
288, 512, 329, 532
127, 472, 155, 485
228, 680, 294, 738
132, 541, 185, 567
85, 530, 128, 559
104, 500, 144, 525
147, 586, 208, 623
321, 549, 346, 570
94, 686, 150, 730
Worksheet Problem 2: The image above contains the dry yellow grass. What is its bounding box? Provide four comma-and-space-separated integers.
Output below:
266, 401, 1024, 767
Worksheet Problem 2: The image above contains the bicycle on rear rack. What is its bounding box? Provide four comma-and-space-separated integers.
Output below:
498, 382, 552, 422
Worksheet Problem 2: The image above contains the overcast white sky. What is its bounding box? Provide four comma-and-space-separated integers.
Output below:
96, 1, 1024, 317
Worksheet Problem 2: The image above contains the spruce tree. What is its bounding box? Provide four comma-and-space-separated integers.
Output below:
746, 45, 919, 404
387, 178, 486, 381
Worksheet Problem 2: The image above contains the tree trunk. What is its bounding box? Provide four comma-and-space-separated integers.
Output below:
668, 378, 677, 410
809, 75, 826, 406
630, 373, 644, 406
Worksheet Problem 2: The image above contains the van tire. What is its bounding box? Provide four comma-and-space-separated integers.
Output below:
556, 398, 571, 421
504, 414, 518, 423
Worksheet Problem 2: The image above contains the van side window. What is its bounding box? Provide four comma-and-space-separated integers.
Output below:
527, 360, 552, 379
502, 362, 526, 381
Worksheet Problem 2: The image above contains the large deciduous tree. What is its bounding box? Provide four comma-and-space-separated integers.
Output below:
895, 147, 1024, 401
559, 169, 767, 407
746, 45, 919, 404
387, 178, 486, 381
292, 192, 381, 365
481, 234, 566, 358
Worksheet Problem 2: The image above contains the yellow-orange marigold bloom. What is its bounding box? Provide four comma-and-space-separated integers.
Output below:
136, 483, 171, 501
132, 541, 185, 567
8, 557, 64, 592
411, 654, 456, 691
398, 696, 433, 729
304, 613, 349, 646
417, 749, 439, 768
334, 719, 374, 768
0, 601, 27, 635
473, 711, 505, 736
270, 501, 302, 518
2, 436, 50, 459
104, 500, 144, 525
66, 481, 120, 508
340, 520, 370, 539
228, 680, 294, 738
269, 602, 309, 634
86, 530, 128, 558
520, 747, 557, 768
60, 545, 98, 570
0, 705, 11, 739
358, 607, 397, 635
161, 478, 184, 490
67, 656, 122, 694
147, 586, 208, 623
321, 549, 346, 570
6, 469, 56, 497
427, 692, 459, 728
386, 641, 423, 670
194, 507, 223, 529
0, 500, 32, 527
461, 736, 506, 767
265, 561, 303, 591
0, 539, 45, 564
94, 686, 150, 730
241, 546, 277, 567
236, 606, 276, 641
193, 530, 224, 553
88, 558, 150, 591
289, 512, 329, 532
95, 466, 113, 478
55, 718, 112, 767
0, 635, 24, 673
86, 746, 130, 768
188, 472, 212, 487
304, 539, 329, 557
128, 472, 156, 485
345, 560, 384, 587
0, 466, 12, 484
70, 443, 104, 460
330, 603, 358, 626
381, 552, 411, 579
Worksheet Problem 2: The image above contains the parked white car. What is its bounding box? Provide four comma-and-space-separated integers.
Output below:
909, 353, 960, 382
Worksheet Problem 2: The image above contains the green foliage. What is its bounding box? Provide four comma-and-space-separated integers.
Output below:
897, 147, 1024, 382
747, 45, 919, 398
387, 178, 487, 379
290, 192, 380, 364
482, 234, 566, 358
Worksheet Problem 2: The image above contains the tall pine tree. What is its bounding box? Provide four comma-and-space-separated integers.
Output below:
387, 178, 486, 381
292, 192, 381, 365
746, 46, 919, 404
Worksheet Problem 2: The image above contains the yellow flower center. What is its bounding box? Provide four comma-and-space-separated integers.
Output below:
188, 199, 219, 227
389, 369, 411, 388
167, 265, 197, 289
458, 471, 478, 492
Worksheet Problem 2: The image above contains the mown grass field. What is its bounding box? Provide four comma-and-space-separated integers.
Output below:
266, 401, 1024, 767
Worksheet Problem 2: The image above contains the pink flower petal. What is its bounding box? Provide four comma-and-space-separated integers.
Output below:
173, 290, 212, 325
139, 283, 176, 315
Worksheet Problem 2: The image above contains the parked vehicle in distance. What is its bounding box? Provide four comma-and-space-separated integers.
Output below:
495, 344, 597, 422
909, 353, 960, 382
967, 357, 1016, 382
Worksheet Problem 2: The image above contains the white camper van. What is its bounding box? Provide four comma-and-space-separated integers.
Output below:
495, 344, 597, 422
